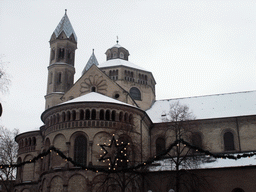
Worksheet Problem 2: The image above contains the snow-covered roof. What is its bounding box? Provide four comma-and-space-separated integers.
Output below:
54, 11, 77, 42
82, 50, 99, 75
147, 90, 256, 123
111, 43, 122, 48
98, 58, 149, 72
150, 155, 256, 171
60, 92, 136, 108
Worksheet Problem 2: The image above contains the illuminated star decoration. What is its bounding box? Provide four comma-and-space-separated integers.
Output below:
98, 136, 128, 170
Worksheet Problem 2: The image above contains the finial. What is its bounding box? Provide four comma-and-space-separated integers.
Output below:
65, 9, 67, 15
92, 49, 94, 53
116, 36, 119, 44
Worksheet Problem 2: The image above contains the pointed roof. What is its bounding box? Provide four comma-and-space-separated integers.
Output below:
82, 49, 99, 75
53, 10, 77, 42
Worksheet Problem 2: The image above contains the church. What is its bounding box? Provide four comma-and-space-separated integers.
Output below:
14, 11, 256, 192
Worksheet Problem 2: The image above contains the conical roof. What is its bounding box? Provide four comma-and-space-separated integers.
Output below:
53, 10, 77, 42
82, 50, 99, 75
60, 92, 136, 108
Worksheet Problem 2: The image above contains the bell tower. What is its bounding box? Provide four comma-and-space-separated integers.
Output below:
45, 10, 77, 109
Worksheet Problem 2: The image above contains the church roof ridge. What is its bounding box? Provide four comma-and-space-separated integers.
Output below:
82, 49, 99, 75
157, 90, 256, 102
54, 10, 77, 42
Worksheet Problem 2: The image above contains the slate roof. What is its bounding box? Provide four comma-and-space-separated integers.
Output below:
147, 90, 256, 123
82, 50, 99, 75
53, 10, 77, 42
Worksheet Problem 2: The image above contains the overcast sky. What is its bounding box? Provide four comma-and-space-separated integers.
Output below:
1, 0, 256, 133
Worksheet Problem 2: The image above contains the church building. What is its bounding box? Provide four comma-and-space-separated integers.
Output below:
14, 11, 256, 192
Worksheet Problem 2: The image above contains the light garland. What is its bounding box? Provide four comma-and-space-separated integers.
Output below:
1, 139, 255, 173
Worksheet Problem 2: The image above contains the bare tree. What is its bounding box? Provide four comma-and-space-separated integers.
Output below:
0, 126, 19, 192
0, 55, 11, 94
161, 101, 212, 192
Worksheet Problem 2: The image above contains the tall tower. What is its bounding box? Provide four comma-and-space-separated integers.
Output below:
45, 10, 77, 109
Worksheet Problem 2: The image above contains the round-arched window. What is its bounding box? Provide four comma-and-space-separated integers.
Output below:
130, 87, 141, 100
120, 52, 124, 59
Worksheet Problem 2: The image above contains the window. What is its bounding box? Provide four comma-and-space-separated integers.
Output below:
80, 110, 84, 120
191, 132, 202, 149
91, 109, 96, 120
224, 132, 235, 151
91, 86, 96, 92
120, 52, 124, 58
85, 109, 90, 120
130, 87, 141, 100
74, 135, 87, 165
111, 111, 116, 121
72, 110, 76, 120
232, 188, 245, 192
49, 72, 53, 84
106, 110, 110, 121
156, 137, 165, 155
100, 109, 104, 120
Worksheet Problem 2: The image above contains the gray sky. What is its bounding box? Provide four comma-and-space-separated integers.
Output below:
1, 0, 256, 133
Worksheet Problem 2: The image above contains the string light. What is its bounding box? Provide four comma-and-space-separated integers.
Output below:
2, 139, 254, 174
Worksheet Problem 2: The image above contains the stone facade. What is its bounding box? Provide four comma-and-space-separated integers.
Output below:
14, 12, 256, 192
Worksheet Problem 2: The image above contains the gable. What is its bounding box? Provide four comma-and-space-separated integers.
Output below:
61, 65, 137, 107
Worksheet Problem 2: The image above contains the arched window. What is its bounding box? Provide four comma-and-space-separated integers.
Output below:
191, 132, 202, 149
106, 110, 110, 121
62, 112, 66, 122
72, 110, 76, 121
49, 72, 53, 84
80, 110, 84, 120
91, 86, 96, 92
66, 111, 71, 121
129, 114, 133, 124
56, 114, 60, 123
91, 109, 96, 120
156, 137, 165, 155
32, 137, 36, 146
52, 115, 56, 125
224, 132, 235, 151
17, 157, 22, 181
85, 109, 90, 120
130, 87, 141, 100
232, 188, 245, 192
28, 138, 31, 146
119, 112, 123, 122
111, 111, 116, 121
58, 72, 62, 83
74, 135, 87, 166
120, 52, 124, 59
100, 109, 104, 120
124, 113, 128, 122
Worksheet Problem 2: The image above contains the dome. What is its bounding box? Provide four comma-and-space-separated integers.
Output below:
105, 43, 130, 61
